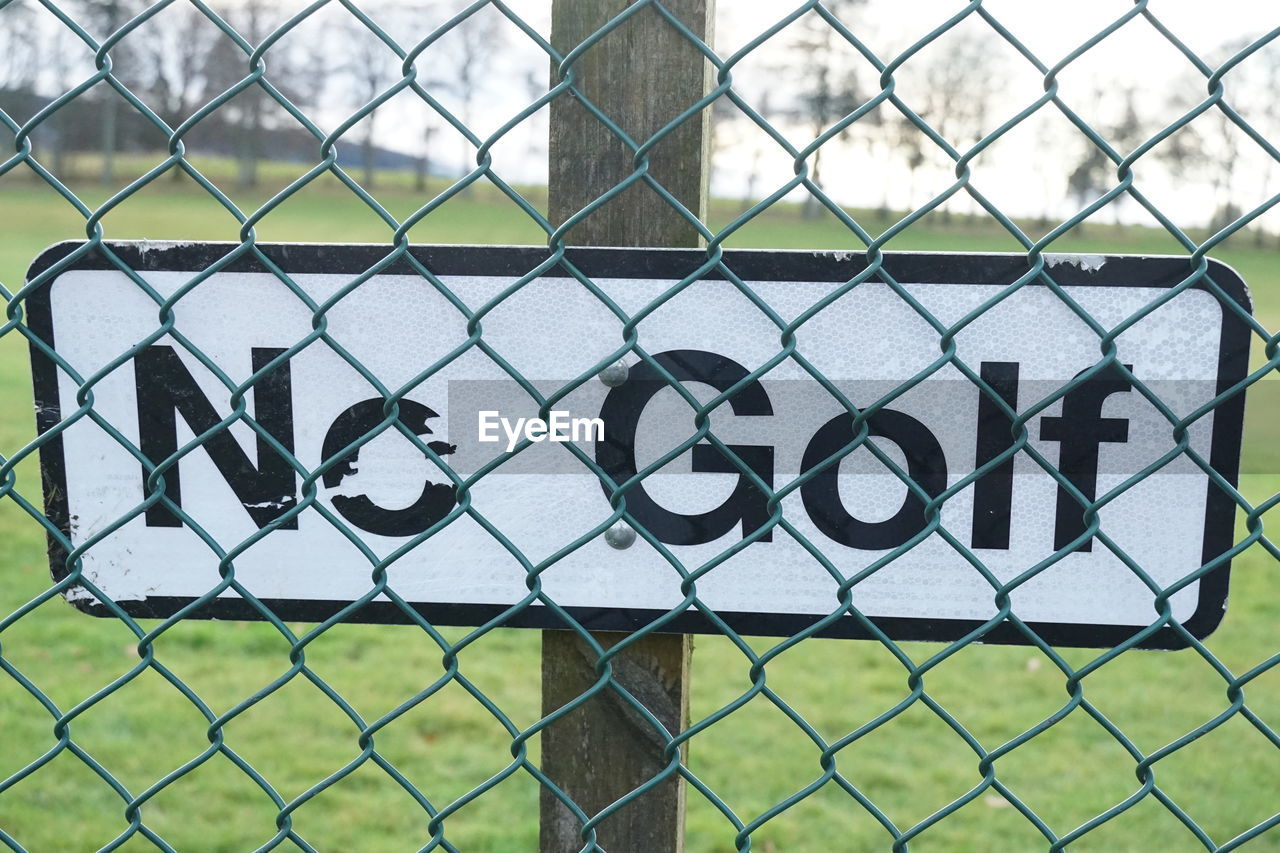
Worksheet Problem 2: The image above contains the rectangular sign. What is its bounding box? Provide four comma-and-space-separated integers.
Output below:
26, 242, 1250, 648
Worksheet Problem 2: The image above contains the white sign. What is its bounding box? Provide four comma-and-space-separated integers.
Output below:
27, 242, 1250, 648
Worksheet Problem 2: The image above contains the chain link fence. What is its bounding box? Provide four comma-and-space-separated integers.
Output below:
1, 0, 1278, 851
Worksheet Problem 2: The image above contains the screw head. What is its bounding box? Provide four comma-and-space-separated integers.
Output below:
604, 520, 637, 550
598, 360, 629, 388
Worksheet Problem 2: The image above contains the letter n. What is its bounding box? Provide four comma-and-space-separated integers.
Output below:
135, 345, 297, 529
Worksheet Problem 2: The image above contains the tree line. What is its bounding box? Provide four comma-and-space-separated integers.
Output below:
1, 0, 1277, 237
0, 0, 508, 190
717, 0, 1280, 237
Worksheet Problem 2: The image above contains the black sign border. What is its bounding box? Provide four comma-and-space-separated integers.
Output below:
25, 241, 1252, 649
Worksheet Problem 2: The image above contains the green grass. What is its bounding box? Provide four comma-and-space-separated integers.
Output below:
0, 156, 1277, 852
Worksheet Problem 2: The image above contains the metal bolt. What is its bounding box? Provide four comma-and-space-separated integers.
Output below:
598, 359, 629, 387
604, 520, 637, 550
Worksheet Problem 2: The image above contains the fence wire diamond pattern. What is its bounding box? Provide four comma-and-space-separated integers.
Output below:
0, 1, 1277, 851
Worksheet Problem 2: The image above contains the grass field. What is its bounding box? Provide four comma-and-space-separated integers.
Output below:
0, 156, 1277, 852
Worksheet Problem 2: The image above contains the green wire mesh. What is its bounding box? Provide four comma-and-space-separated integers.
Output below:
1, 0, 1278, 851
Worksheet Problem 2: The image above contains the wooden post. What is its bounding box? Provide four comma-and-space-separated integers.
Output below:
541, 2, 713, 852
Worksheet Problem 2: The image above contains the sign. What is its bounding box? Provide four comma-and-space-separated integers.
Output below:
26, 242, 1250, 648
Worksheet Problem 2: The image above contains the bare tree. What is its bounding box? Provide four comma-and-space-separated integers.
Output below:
0, 3, 37, 148
1206, 108, 1244, 235
201, 0, 318, 189
341, 11, 403, 190
446, 10, 503, 188
0, 1, 41, 173
72, 0, 143, 183
888, 106, 929, 217
1065, 144, 1112, 217
137, 5, 220, 181
784, 0, 868, 219
414, 58, 449, 194
201, 1, 269, 188
1153, 93, 1208, 233
1064, 85, 1147, 231
1152, 35, 1280, 241
1209, 35, 1280, 244
45, 20, 84, 176
886, 34, 984, 222
911, 29, 1005, 225
0, 2, 40, 95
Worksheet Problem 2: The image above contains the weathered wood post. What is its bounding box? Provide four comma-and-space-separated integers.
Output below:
540, 1, 714, 851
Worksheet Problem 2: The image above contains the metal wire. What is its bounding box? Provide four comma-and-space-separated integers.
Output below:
0, 1, 1277, 851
